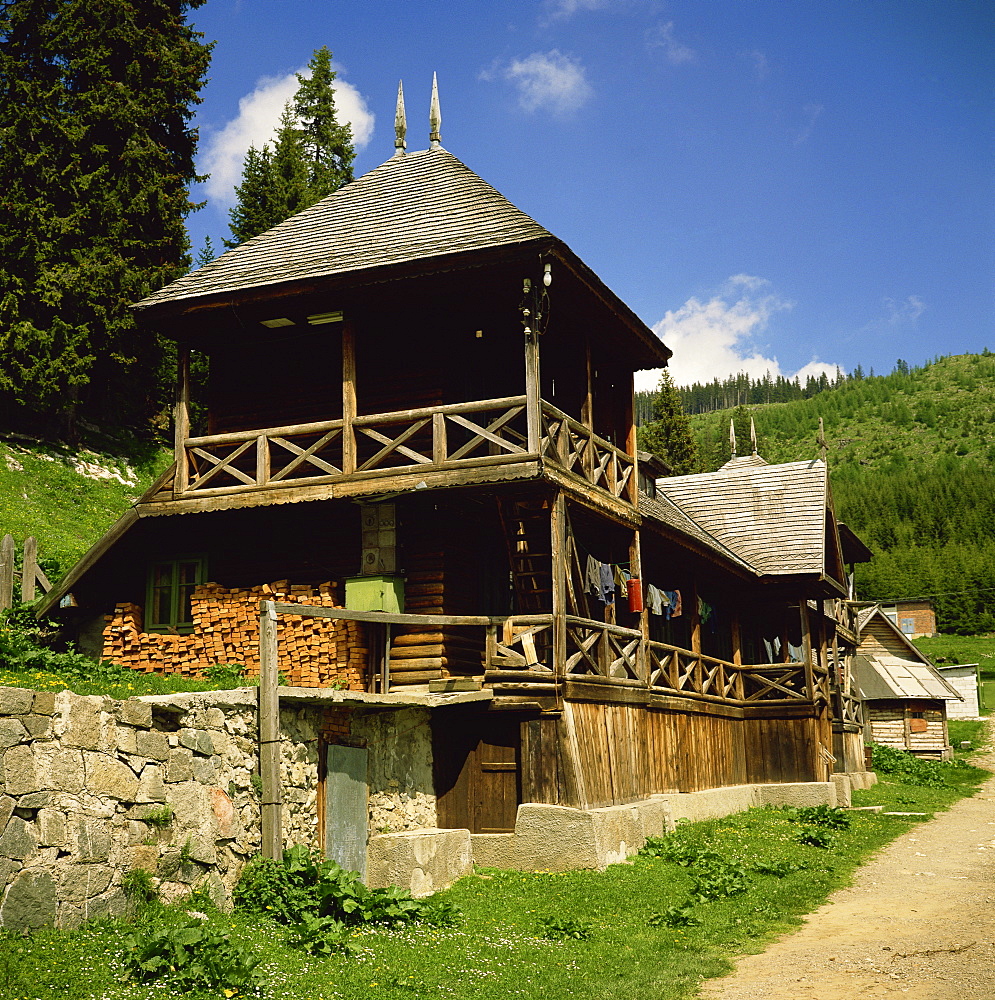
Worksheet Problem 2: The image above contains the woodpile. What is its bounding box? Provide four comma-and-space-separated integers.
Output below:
100, 580, 365, 689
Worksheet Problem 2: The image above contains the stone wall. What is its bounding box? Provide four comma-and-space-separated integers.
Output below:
0, 686, 322, 929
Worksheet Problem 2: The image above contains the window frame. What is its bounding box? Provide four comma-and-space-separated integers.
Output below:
145, 556, 207, 634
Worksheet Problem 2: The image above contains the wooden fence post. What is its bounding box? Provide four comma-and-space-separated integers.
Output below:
21, 536, 38, 603
259, 600, 282, 860
0, 534, 14, 611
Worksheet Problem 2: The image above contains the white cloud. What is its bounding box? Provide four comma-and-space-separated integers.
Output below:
646, 21, 696, 65
200, 67, 374, 205
490, 50, 593, 115
885, 294, 926, 325
794, 102, 823, 145
541, 0, 614, 23
636, 277, 846, 391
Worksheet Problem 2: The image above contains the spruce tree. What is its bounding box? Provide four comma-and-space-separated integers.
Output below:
227, 46, 355, 246
0, 0, 212, 438
637, 370, 698, 474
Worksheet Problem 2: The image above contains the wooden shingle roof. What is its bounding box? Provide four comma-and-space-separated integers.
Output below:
136, 148, 555, 312
655, 459, 831, 577
853, 654, 961, 701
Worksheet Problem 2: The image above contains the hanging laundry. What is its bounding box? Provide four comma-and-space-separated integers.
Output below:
697, 597, 712, 624
600, 562, 615, 604
646, 584, 664, 615
663, 589, 682, 619
613, 565, 629, 599
585, 555, 602, 597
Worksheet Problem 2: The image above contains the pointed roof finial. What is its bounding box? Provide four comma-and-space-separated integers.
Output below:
729, 418, 737, 459
394, 80, 407, 156
429, 72, 442, 150
750, 417, 758, 456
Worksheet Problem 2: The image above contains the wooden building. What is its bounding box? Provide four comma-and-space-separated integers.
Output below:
43, 96, 870, 873
854, 606, 960, 759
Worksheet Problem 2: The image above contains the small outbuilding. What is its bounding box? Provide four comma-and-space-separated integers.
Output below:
854, 606, 961, 759
934, 663, 981, 719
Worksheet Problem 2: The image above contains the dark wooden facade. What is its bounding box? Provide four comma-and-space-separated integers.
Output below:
45, 142, 865, 837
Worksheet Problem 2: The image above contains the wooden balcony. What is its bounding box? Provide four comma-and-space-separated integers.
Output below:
166, 396, 636, 510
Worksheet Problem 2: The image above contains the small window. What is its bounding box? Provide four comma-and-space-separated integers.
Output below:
900, 617, 915, 634
146, 557, 206, 633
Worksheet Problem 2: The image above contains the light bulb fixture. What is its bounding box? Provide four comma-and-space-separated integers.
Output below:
543, 263, 552, 287
523, 278, 532, 294
260, 317, 295, 328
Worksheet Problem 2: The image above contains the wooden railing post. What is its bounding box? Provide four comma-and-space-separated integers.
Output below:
173, 347, 190, 494
342, 320, 357, 475
525, 331, 540, 453
551, 492, 567, 681
255, 435, 270, 486
800, 603, 815, 703
259, 600, 282, 860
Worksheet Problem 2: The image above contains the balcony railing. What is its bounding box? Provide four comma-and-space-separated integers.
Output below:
174, 395, 635, 504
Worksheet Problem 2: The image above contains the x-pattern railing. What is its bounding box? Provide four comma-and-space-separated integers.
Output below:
564, 617, 641, 681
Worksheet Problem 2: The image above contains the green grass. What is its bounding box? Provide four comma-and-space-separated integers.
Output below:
1, 747, 988, 1000
913, 634, 995, 713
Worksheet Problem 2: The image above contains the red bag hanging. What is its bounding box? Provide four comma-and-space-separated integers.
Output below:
627, 578, 643, 613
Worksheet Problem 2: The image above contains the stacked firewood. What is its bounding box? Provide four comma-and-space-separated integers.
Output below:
100, 580, 365, 688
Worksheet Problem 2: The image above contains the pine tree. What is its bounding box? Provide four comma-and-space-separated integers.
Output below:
0, 0, 212, 438
227, 46, 354, 246
637, 370, 698, 474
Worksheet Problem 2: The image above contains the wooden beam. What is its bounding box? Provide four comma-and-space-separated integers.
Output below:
623, 371, 639, 507
525, 330, 541, 453
259, 600, 282, 860
551, 491, 567, 688
800, 603, 815, 705
582, 341, 594, 480
173, 348, 190, 494
342, 320, 357, 475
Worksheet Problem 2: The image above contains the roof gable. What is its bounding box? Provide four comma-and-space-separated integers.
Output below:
136, 148, 555, 312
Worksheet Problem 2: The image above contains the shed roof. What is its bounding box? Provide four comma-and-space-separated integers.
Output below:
655, 459, 832, 577
853, 654, 961, 702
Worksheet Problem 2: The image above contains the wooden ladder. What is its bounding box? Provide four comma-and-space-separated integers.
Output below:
497, 498, 552, 614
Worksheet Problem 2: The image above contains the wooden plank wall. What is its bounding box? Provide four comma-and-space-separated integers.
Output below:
538, 698, 824, 809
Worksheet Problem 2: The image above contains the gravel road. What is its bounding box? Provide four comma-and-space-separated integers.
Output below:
700, 742, 995, 999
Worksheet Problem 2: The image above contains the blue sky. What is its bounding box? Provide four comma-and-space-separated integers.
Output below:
186, 0, 994, 390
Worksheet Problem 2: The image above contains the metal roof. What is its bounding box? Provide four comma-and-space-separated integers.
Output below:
853, 654, 962, 702
655, 459, 831, 576
135, 147, 556, 311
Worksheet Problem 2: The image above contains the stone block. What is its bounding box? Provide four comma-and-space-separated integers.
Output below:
829, 773, 852, 808
0, 795, 14, 830
168, 781, 210, 830
0, 688, 35, 716
0, 718, 27, 750
121, 845, 159, 872
37, 808, 66, 848
20, 714, 52, 739
191, 755, 217, 785
205, 708, 226, 729
70, 815, 111, 862
136, 730, 169, 761
756, 782, 836, 809
0, 870, 56, 928
31, 691, 56, 716
178, 728, 200, 752
2, 745, 39, 795
367, 828, 473, 897
84, 754, 139, 801
0, 856, 21, 887
590, 803, 645, 866
196, 731, 215, 756
37, 745, 85, 794
60, 695, 102, 750
210, 788, 239, 840
186, 833, 216, 865
137, 764, 168, 803
0, 816, 37, 860
116, 727, 138, 755
52, 862, 114, 904
17, 791, 50, 810
165, 748, 194, 783
119, 701, 152, 728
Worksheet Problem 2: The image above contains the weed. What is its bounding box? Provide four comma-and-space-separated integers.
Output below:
204, 662, 247, 686
142, 805, 173, 829
795, 827, 835, 849
537, 916, 592, 940
286, 914, 355, 957
121, 869, 158, 907
178, 837, 195, 864
649, 904, 700, 928
689, 858, 750, 901
122, 915, 259, 991
752, 859, 807, 878
782, 805, 851, 829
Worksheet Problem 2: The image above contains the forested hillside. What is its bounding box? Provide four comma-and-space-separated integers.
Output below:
678, 353, 995, 634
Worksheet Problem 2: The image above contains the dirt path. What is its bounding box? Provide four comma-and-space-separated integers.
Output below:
701, 744, 995, 999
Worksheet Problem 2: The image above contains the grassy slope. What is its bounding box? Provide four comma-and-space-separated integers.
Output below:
0, 437, 168, 582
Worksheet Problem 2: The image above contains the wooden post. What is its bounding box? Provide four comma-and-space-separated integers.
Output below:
551, 492, 567, 686
174, 348, 190, 494
624, 372, 638, 507
259, 600, 282, 860
690, 580, 702, 689
582, 342, 594, 480
432, 411, 447, 465
525, 330, 541, 454
0, 534, 13, 611
629, 529, 648, 684
255, 435, 270, 486
21, 536, 38, 602
342, 320, 357, 475
800, 603, 815, 703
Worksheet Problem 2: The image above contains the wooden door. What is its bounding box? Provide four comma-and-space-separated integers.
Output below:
323, 744, 369, 878
476, 724, 521, 833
